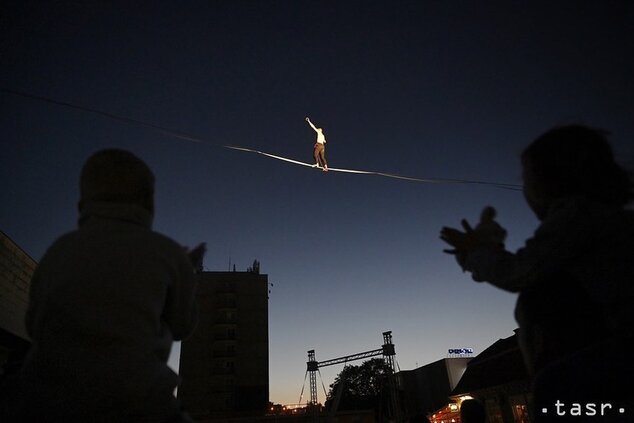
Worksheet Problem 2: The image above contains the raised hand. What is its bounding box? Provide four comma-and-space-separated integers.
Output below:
440, 219, 476, 254
186, 242, 207, 271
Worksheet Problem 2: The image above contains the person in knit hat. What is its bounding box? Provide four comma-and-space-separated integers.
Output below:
11, 149, 205, 422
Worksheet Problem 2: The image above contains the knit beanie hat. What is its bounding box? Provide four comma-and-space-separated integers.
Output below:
79, 149, 155, 214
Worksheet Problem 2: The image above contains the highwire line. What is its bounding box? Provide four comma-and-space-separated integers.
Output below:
2, 87, 522, 191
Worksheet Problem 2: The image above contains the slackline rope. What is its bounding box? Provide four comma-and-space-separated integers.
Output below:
223, 145, 521, 190
2, 87, 521, 191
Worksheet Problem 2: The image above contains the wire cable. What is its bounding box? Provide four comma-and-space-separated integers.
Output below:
298, 370, 308, 406
2, 87, 522, 191
317, 369, 329, 399
224, 145, 521, 190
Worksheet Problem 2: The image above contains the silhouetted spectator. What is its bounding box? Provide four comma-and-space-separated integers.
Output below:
460, 399, 486, 423
441, 125, 634, 421
8, 149, 205, 422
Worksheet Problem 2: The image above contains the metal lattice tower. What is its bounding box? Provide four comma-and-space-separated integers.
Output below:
305, 331, 404, 421
307, 349, 319, 406
382, 331, 403, 422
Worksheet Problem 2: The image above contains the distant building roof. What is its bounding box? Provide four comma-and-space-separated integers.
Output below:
452, 332, 528, 395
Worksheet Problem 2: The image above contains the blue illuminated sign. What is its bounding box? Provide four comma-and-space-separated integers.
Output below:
448, 348, 474, 355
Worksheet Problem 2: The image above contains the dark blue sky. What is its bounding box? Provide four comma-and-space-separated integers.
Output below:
2, 1, 633, 405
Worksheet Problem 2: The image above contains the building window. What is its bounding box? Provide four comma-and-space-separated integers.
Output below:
485, 399, 504, 423
510, 394, 530, 423
513, 404, 530, 423
217, 281, 236, 293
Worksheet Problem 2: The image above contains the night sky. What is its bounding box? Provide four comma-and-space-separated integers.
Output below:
2, 1, 633, 406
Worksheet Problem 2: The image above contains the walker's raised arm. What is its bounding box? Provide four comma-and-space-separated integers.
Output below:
305, 117, 318, 132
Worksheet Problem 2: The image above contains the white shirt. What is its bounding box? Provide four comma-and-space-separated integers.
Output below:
316, 130, 326, 144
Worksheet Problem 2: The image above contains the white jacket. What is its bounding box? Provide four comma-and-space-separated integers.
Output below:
18, 202, 198, 422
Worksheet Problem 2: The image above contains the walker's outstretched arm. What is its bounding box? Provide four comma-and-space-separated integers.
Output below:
305, 117, 318, 132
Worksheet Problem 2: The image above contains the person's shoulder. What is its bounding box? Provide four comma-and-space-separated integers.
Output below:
44, 229, 83, 251
147, 230, 185, 251
32, 230, 83, 268
147, 230, 196, 263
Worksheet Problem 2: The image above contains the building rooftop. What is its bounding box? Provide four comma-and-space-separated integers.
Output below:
452, 332, 528, 395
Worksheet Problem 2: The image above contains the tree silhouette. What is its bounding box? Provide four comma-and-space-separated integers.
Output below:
325, 358, 390, 412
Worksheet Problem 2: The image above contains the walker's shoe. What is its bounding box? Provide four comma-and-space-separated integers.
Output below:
323, 166, 328, 172
313, 164, 319, 168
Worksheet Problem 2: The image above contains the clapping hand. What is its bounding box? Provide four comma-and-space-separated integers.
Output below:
440, 219, 477, 255
186, 242, 207, 271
